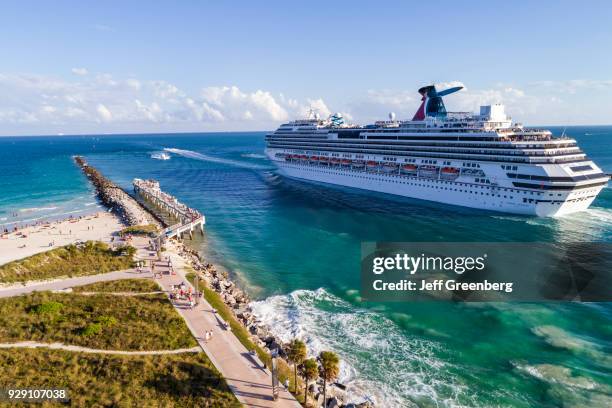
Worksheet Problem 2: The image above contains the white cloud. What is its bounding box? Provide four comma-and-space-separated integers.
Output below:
96, 104, 112, 122
199, 86, 289, 122
344, 79, 612, 125
0, 72, 336, 135
1, 73, 611, 135
71, 68, 88, 76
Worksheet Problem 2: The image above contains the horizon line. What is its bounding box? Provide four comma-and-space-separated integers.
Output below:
2, 124, 612, 138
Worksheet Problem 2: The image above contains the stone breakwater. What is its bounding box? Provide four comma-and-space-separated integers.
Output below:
74, 157, 161, 227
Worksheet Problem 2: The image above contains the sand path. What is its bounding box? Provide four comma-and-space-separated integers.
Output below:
0, 341, 201, 355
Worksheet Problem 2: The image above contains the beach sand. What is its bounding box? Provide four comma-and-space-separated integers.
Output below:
0, 212, 123, 266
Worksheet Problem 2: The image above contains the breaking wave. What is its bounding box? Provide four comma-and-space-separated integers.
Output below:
164, 148, 272, 170
19, 206, 58, 213
249, 288, 472, 407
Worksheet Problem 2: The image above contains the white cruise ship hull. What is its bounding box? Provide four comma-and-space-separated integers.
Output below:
272, 160, 602, 217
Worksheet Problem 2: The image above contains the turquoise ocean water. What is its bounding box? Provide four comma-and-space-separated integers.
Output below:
0, 127, 610, 407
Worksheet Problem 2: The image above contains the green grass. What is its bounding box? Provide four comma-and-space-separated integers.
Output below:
0, 241, 135, 283
0, 348, 239, 407
73, 278, 160, 293
185, 271, 305, 403
0, 291, 197, 351
120, 224, 160, 237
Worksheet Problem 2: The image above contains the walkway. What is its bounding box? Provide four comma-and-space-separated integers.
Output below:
135, 239, 301, 408
0, 269, 152, 298
0, 341, 201, 355
0, 241, 302, 407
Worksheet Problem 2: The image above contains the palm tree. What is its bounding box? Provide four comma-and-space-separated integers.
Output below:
318, 351, 340, 408
300, 358, 318, 406
286, 339, 307, 393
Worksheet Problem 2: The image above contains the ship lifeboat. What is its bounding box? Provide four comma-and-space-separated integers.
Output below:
401, 164, 417, 173
330, 158, 341, 165
366, 161, 379, 171
440, 166, 460, 179
320, 157, 329, 163
284, 154, 293, 161
418, 165, 439, 178
382, 163, 399, 173
352, 160, 365, 168
341, 159, 352, 166
310, 156, 319, 162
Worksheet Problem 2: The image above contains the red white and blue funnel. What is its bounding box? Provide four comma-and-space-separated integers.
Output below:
412, 84, 463, 120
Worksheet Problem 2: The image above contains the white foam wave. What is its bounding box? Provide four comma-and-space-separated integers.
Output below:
84, 202, 97, 206
164, 148, 271, 170
19, 206, 58, 213
151, 152, 171, 160
250, 288, 471, 407
241, 153, 266, 159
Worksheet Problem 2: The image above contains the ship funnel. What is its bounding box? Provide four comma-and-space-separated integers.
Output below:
412, 84, 463, 120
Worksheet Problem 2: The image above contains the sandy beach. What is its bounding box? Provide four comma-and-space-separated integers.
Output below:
0, 212, 123, 266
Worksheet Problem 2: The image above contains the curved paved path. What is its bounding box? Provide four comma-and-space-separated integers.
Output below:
0, 341, 201, 355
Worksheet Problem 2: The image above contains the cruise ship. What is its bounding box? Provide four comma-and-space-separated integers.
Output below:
265, 85, 609, 216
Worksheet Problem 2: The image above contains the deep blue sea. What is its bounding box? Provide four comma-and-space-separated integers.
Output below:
0, 127, 610, 407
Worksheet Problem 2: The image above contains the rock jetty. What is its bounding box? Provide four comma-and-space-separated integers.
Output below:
74, 156, 161, 227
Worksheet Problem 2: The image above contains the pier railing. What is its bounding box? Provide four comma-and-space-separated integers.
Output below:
133, 178, 205, 240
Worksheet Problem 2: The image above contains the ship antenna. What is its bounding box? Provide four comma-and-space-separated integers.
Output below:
561, 127, 567, 138
306, 106, 319, 120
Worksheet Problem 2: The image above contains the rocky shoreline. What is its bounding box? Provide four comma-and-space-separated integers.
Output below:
74, 156, 161, 228
175, 237, 367, 408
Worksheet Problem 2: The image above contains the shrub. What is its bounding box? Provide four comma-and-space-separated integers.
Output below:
81, 323, 103, 337
96, 316, 118, 327
32, 301, 63, 315
119, 225, 159, 237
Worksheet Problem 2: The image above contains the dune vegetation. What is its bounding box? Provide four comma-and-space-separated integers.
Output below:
0, 241, 135, 283
120, 224, 160, 237
72, 278, 160, 293
0, 291, 196, 351
0, 348, 239, 407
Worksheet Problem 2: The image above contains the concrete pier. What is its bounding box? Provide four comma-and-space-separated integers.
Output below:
133, 179, 205, 240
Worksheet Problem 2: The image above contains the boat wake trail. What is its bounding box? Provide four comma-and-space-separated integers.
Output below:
164, 148, 272, 170
250, 288, 473, 407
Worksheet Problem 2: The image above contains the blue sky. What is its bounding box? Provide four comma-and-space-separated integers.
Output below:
1, 0, 611, 135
